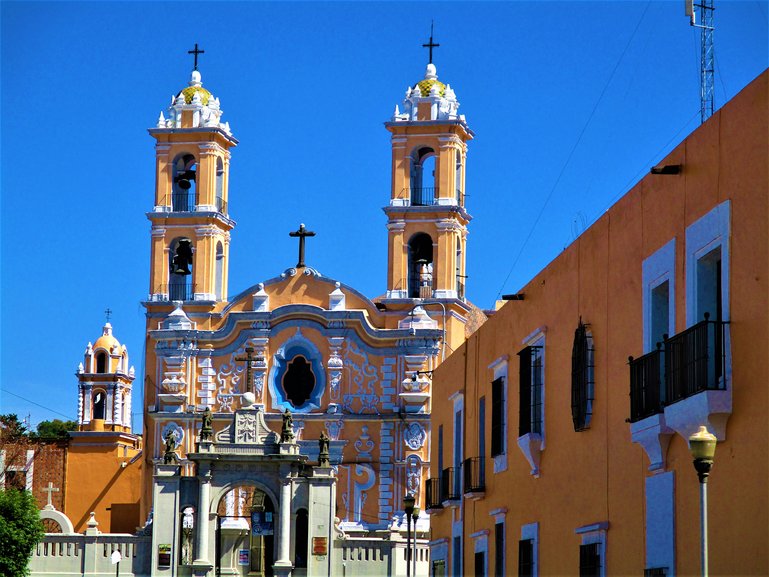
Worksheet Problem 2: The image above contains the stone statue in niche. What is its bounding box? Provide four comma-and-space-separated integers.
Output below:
318, 430, 330, 467
163, 431, 179, 464
181, 507, 194, 564
200, 407, 213, 441
282, 355, 315, 407
281, 408, 295, 443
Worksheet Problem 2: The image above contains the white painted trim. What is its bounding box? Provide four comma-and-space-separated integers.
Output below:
642, 238, 676, 353
576, 521, 609, 577
487, 355, 509, 371
645, 471, 676, 576
491, 357, 509, 473
521, 522, 539, 577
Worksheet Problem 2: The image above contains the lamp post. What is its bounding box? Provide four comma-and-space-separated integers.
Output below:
412, 506, 420, 577
403, 494, 415, 577
689, 425, 717, 577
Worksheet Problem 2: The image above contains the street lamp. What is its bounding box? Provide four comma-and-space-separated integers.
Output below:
411, 506, 420, 577
403, 494, 415, 577
689, 425, 717, 577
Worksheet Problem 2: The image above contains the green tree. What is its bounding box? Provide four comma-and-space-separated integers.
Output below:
0, 489, 44, 577
32, 420, 77, 440
0, 414, 28, 442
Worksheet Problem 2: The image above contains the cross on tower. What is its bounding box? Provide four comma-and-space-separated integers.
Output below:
235, 347, 256, 394
43, 482, 59, 510
289, 223, 316, 268
188, 43, 205, 71
422, 21, 440, 64
104, 308, 112, 322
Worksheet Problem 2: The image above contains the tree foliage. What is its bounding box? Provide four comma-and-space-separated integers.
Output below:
0, 414, 28, 442
32, 420, 77, 440
0, 489, 44, 577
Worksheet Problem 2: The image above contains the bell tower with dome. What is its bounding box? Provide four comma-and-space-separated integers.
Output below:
146, 66, 237, 305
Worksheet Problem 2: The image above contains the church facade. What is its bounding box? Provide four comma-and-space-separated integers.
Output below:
30, 54, 481, 577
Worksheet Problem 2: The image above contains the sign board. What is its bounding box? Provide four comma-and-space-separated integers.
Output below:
238, 550, 250, 566
157, 544, 172, 568
251, 511, 274, 536
111, 550, 122, 565
312, 537, 328, 556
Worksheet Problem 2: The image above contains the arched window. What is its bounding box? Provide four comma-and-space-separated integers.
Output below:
169, 238, 194, 301
172, 154, 197, 211
294, 508, 309, 568
95, 351, 107, 373
408, 233, 434, 299
571, 320, 595, 431
121, 391, 129, 426
215, 241, 224, 301
410, 147, 436, 205
282, 355, 315, 407
215, 158, 225, 213
455, 158, 463, 204
93, 390, 106, 420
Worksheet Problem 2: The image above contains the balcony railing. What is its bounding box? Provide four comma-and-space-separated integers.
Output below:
440, 467, 461, 503
462, 457, 485, 495
666, 314, 727, 403
215, 196, 227, 214
628, 346, 664, 423
172, 192, 195, 212
425, 478, 443, 510
409, 187, 437, 206
156, 282, 196, 301
628, 315, 728, 422
457, 278, 466, 300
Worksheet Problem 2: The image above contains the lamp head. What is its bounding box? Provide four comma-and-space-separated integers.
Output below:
689, 425, 717, 482
403, 494, 415, 515
412, 506, 420, 520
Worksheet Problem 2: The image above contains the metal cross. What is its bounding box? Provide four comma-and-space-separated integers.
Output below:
43, 482, 59, 508
289, 223, 316, 268
104, 308, 112, 322
235, 347, 256, 394
422, 21, 440, 64
188, 43, 205, 71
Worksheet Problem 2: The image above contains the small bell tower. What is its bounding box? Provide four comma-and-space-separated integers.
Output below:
76, 322, 135, 432
146, 53, 238, 305
384, 61, 473, 301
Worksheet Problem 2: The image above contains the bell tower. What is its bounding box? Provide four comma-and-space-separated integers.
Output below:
384, 62, 473, 301
146, 64, 237, 304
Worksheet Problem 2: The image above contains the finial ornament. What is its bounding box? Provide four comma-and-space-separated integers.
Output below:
422, 21, 440, 64
187, 43, 205, 71
281, 408, 295, 443
104, 308, 113, 322
318, 430, 330, 467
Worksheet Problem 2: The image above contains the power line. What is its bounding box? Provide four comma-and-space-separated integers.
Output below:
1, 388, 76, 421
496, 1, 653, 299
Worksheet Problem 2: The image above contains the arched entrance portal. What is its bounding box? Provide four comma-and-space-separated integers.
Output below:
216, 484, 276, 577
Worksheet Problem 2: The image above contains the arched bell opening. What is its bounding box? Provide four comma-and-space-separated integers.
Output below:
215, 241, 224, 301
410, 147, 436, 205
95, 351, 108, 374
216, 485, 276, 576
92, 389, 106, 420
168, 237, 194, 301
172, 154, 197, 211
408, 233, 434, 299
215, 157, 225, 213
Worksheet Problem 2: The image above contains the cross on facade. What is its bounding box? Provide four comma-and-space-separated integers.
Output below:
104, 308, 112, 322
289, 223, 316, 268
422, 21, 440, 64
43, 482, 59, 509
188, 43, 205, 71
235, 347, 256, 394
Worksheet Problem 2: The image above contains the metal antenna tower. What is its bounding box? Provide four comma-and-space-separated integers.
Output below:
686, 0, 715, 123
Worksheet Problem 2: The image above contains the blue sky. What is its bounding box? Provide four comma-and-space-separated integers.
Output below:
1, 1, 767, 430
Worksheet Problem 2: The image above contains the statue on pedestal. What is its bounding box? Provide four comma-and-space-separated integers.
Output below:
280, 408, 295, 443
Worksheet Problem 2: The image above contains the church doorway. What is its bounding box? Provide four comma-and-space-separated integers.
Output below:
216, 485, 275, 577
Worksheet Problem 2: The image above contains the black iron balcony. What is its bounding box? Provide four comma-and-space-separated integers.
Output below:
628, 315, 728, 422
628, 346, 664, 423
409, 187, 437, 206
171, 192, 195, 212
457, 278, 466, 300
156, 282, 196, 301
425, 478, 443, 511
665, 314, 727, 403
462, 457, 485, 496
215, 196, 227, 214
440, 467, 461, 503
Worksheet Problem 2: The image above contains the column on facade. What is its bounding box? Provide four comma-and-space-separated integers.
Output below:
276, 477, 292, 563
194, 464, 212, 563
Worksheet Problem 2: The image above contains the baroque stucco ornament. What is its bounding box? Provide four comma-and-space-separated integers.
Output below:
403, 422, 427, 450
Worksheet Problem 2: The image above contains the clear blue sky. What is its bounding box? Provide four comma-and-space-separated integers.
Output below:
1, 1, 767, 430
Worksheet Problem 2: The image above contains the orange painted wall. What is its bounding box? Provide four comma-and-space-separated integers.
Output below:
65, 435, 143, 534
430, 69, 768, 575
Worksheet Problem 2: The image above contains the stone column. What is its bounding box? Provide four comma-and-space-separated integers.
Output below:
194, 464, 212, 564
273, 477, 293, 576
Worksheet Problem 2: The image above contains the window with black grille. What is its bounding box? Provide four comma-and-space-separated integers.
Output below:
644, 568, 667, 577
495, 523, 505, 577
517, 538, 533, 577
518, 346, 543, 436
579, 543, 601, 577
571, 320, 595, 431
491, 378, 505, 457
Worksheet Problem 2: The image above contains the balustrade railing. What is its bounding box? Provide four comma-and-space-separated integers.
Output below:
425, 478, 443, 510
440, 467, 461, 502
155, 282, 196, 301
462, 457, 485, 495
628, 346, 664, 423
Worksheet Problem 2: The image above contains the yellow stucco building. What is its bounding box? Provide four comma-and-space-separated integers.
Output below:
427, 69, 768, 576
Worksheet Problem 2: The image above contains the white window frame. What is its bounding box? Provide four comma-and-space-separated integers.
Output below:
576, 521, 608, 577
517, 328, 546, 477
643, 239, 676, 353
521, 522, 539, 577
488, 355, 509, 473
471, 530, 489, 577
